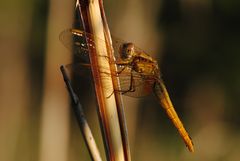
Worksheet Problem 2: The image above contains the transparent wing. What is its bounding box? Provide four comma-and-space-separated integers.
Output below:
59, 28, 124, 61
60, 29, 156, 97
65, 62, 156, 97
59, 28, 151, 61
116, 67, 156, 97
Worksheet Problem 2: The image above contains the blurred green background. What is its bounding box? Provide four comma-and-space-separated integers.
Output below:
0, 0, 240, 161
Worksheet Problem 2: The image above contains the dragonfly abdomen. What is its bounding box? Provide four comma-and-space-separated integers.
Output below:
153, 80, 194, 152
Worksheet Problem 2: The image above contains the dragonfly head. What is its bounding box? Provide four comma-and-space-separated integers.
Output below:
119, 43, 135, 61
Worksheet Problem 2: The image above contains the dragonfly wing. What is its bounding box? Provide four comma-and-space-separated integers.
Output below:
65, 62, 154, 98
117, 67, 155, 97
60, 29, 92, 62
60, 29, 156, 97
65, 62, 126, 96
59, 28, 133, 61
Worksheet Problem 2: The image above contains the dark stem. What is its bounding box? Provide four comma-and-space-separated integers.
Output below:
60, 65, 103, 161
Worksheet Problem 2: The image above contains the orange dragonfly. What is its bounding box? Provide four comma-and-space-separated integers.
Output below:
60, 28, 194, 152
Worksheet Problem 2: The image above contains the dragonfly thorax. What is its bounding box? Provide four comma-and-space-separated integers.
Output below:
119, 43, 136, 61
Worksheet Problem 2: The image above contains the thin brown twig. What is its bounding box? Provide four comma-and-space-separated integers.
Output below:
76, 0, 129, 160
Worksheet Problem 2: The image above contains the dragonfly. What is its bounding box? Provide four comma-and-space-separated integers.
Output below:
60, 28, 194, 152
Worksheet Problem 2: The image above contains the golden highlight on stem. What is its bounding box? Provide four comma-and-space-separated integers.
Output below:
98, 0, 131, 160
78, 0, 127, 160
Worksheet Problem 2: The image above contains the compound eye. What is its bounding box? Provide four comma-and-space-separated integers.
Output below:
119, 43, 135, 60
126, 43, 134, 53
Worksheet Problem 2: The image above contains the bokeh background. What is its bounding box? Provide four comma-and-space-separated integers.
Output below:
0, 0, 240, 161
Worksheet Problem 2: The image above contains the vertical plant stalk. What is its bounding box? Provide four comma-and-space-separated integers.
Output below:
98, 0, 131, 160
60, 65, 102, 161
77, 0, 130, 160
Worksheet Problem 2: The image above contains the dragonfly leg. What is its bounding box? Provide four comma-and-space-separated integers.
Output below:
106, 90, 115, 98
121, 70, 136, 94
129, 72, 136, 92
99, 55, 120, 64
116, 66, 127, 75
110, 68, 136, 95
105, 69, 132, 98
98, 55, 110, 61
